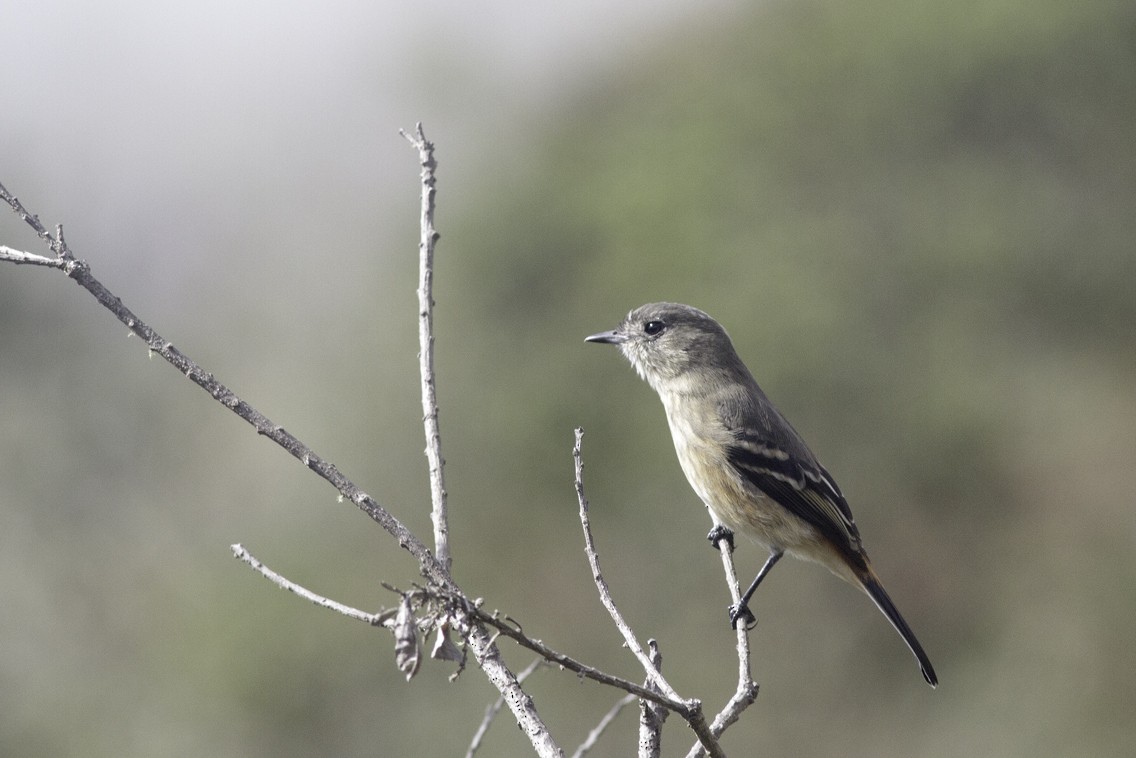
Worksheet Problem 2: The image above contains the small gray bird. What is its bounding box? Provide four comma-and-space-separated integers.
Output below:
586, 302, 937, 687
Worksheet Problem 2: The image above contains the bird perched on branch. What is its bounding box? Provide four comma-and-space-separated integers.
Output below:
586, 302, 937, 687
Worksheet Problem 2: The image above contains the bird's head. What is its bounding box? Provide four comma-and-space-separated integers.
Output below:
585, 302, 741, 392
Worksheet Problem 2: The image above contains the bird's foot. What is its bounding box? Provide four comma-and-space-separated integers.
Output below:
728, 602, 757, 630
707, 525, 735, 552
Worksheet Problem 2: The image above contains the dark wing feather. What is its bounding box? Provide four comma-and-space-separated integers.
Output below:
718, 391, 865, 565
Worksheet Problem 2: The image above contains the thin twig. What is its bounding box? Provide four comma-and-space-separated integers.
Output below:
466, 658, 548, 758
683, 541, 761, 758
0, 181, 67, 254
0, 244, 62, 267
231, 536, 661, 723
716, 538, 754, 688
569, 642, 667, 758
572, 428, 679, 701
231, 543, 394, 626
400, 123, 451, 576
472, 608, 682, 711
396, 126, 561, 754
573, 428, 725, 758
398, 125, 559, 757
571, 693, 637, 758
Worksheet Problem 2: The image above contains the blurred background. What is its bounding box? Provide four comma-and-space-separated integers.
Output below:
2, 0, 1134, 755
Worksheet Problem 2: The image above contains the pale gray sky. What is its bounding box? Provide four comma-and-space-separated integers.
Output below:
3, 0, 738, 305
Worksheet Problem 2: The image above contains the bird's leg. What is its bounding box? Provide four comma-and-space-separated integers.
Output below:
729, 549, 784, 629
706, 524, 735, 552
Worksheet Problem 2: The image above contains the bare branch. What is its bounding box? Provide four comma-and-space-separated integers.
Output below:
3, 183, 444, 584
715, 538, 755, 689
230, 535, 683, 748
572, 428, 679, 700
231, 543, 394, 626
4, 124, 757, 757
466, 658, 548, 758
0, 181, 69, 256
3, 142, 564, 757
229, 541, 566, 752
472, 607, 682, 711
0, 244, 64, 267
683, 541, 761, 758
396, 125, 563, 755
569, 641, 666, 758
638, 640, 669, 758
573, 428, 725, 758
571, 693, 637, 758
461, 625, 564, 758
400, 123, 451, 576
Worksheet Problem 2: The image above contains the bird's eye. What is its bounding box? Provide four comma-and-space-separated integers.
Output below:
643, 320, 666, 336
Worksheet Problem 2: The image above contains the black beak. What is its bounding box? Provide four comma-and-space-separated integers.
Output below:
585, 329, 626, 345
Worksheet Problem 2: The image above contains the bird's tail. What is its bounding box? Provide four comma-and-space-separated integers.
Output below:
859, 569, 938, 688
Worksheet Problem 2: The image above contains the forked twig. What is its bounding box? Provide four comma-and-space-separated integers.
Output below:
573, 428, 724, 758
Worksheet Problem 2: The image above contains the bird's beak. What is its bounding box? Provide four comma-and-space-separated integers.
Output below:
585, 329, 626, 345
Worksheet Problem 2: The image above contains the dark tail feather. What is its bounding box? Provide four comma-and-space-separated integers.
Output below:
860, 572, 938, 688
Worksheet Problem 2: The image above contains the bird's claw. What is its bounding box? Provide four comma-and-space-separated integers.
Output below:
728, 603, 757, 630
707, 525, 735, 552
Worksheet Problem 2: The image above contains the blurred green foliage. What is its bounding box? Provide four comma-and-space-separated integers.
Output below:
3, 0, 1135, 755
437, 0, 1136, 753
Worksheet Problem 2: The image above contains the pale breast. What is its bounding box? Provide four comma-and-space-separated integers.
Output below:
663, 397, 824, 554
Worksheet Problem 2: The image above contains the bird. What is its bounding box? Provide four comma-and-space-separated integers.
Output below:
586, 302, 937, 687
